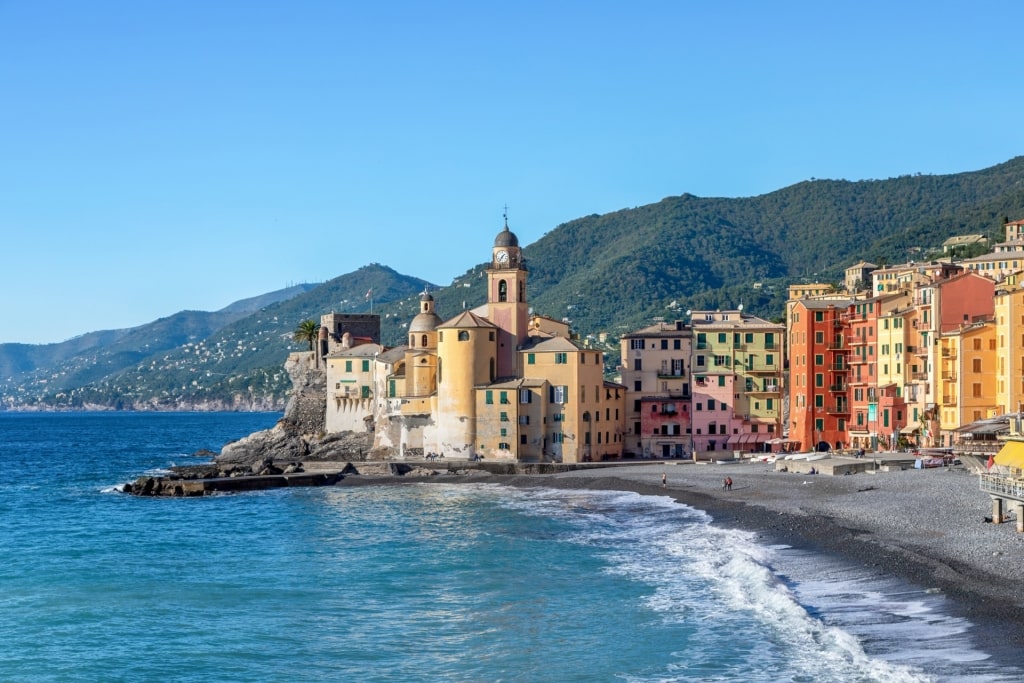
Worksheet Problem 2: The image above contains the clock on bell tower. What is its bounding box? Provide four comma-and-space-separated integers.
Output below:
487, 219, 528, 378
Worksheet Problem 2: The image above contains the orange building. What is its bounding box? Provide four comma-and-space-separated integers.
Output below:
788, 298, 853, 451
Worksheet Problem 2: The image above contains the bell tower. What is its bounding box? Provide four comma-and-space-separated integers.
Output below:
487, 216, 528, 379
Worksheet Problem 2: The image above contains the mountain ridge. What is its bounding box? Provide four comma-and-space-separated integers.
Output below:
5, 155, 1024, 409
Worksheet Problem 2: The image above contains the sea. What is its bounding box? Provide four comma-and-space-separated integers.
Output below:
1, 412, 1020, 683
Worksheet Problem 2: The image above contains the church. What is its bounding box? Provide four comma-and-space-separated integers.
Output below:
323, 220, 625, 463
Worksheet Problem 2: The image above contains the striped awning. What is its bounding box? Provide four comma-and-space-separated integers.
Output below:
994, 441, 1024, 469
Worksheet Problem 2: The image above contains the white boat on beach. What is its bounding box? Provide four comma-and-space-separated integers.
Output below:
787, 453, 811, 461
807, 453, 829, 462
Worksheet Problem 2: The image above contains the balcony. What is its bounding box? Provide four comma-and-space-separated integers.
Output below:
334, 387, 372, 400
827, 341, 847, 350
827, 404, 851, 415
831, 363, 848, 371
941, 348, 957, 359
941, 371, 957, 381
980, 473, 1024, 502
942, 395, 957, 406
828, 384, 847, 392
955, 441, 1002, 456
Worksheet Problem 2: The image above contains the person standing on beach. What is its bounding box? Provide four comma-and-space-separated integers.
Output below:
662, 472, 667, 488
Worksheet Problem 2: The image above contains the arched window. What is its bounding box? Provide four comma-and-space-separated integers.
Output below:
518, 281, 524, 302
421, 334, 428, 348
409, 334, 415, 347
458, 330, 470, 341
498, 280, 507, 302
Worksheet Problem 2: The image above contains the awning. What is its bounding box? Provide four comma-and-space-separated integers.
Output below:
994, 441, 1024, 469
900, 425, 920, 435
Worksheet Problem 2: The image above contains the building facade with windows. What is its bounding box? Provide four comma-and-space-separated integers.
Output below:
619, 320, 693, 458
788, 298, 853, 451
688, 310, 784, 455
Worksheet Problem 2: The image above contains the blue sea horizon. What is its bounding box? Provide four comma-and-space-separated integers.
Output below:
0, 412, 1017, 682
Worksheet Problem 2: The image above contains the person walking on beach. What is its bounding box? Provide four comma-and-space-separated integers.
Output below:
662, 472, 667, 488
724, 476, 733, 491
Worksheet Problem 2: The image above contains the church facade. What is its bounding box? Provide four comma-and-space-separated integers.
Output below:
324, 222, 625, 463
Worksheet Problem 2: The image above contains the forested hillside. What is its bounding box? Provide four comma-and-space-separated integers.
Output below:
6, 156, 1024, 410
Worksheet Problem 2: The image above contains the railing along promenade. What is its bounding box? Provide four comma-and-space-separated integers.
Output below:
979, 473, 1024, 501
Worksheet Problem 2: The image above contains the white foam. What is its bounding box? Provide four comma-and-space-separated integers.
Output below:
482, 484, 1023, 682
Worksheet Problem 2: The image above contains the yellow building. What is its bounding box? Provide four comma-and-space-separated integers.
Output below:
938, 321, 997, 444
324, 343, 382, 433
995, 273, 1024, 414
365, 220, 624, 462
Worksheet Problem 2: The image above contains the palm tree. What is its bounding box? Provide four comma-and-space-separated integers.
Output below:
293, 319, 320, 351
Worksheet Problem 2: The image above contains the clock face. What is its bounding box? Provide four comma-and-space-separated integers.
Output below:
496, 250, 509, 264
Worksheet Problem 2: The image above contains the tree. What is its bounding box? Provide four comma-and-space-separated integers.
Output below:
293, 319, 320, 351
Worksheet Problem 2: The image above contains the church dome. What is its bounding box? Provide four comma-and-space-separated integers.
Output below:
493, 225, 519, 248
410, 311, 442, 333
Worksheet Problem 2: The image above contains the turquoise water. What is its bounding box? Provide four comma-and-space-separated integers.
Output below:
0, 413, 1018, 682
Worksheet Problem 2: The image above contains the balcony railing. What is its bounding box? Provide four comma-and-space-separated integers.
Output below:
980, 473, 1024, 501
941, 371, 957, 381
954, 441, 1001, 455
941, 349, 957, 359
827, 404, 851, 415
911, 371, 929, 381
829, 384, 847, 392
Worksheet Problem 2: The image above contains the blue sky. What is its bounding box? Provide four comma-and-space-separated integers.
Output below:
2, 1, 1022, 344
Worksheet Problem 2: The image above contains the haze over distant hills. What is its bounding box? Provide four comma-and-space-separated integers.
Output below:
4, 156, 1024, 410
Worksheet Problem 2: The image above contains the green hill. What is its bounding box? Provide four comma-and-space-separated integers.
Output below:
6, 156, 1024, 410
4, 266, 432, 409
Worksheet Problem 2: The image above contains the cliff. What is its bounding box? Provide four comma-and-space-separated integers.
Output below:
217, 352, 372, 465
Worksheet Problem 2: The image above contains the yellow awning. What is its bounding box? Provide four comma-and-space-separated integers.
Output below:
994, 441, 1024, 469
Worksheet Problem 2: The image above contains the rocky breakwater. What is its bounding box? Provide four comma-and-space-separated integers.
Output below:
124, 460, 343, 497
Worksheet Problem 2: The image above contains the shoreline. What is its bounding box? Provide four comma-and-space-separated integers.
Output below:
341, 461, 1024, 665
